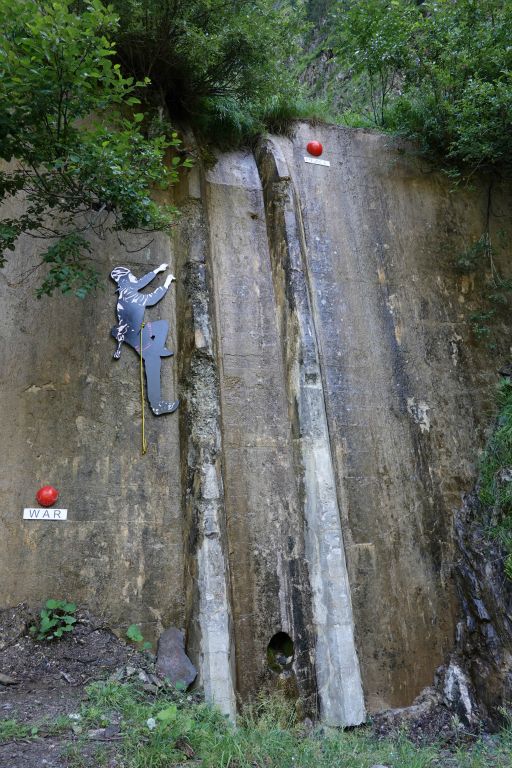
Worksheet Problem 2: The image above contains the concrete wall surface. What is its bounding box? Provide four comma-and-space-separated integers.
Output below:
1, 124, 510, 722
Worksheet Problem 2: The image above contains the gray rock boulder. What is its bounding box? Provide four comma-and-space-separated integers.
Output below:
156, 627, 197, 688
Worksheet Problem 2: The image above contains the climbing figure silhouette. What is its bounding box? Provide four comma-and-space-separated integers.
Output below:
111, 264, 179, 415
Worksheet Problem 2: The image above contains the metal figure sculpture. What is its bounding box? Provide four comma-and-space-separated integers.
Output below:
111, 264, 178, 416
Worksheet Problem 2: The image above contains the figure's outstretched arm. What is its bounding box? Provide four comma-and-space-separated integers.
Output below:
144, 285, 167, 306
135, 263, 168, 291
144, 274, 176, 307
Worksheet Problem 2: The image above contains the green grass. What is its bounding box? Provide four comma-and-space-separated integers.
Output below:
0, 714, 71, 744
2, 682, 512, 767
70, 682, 512, 768
0, 719, 33, 743
262, 96, 336, 137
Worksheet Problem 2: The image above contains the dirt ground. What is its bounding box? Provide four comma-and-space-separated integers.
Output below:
0, 603, 154, 768
0, 604, 498, 768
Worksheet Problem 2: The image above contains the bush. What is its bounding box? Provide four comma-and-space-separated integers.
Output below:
111, 0, 308, 146
0, 0, 190, 297
479, 379, 512, 578
329, 0, 512, 176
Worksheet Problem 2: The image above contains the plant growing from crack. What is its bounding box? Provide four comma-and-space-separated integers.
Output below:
479, 378, 512, 579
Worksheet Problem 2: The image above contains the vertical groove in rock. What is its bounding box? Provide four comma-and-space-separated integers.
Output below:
255, 138, 366, 726
175, 167, 236, 719
204, 150, 318, 712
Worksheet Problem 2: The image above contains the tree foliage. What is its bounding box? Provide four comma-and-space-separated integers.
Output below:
0, 0, 310, 297
2, 0, 510, 299
0, 0, 190, 297
330, 0, 417, 126
111, 0, 307, 145
329, 0, 512, 175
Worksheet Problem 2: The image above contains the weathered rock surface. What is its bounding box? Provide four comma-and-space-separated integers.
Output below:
371, 686, 446, 739
0, 673, 17, 685
155, 627, 197, 688
439, 659, 478, 725
256, 137, 365, 725
175, 165, 237, 718
453, 493, 512, 725
1, 123, 512, 722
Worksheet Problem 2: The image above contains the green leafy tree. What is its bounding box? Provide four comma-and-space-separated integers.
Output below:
330, 0, 418, 126
306, 0, 336, 21
329, 1, 512, 176
111, 0, 308, 144
0, 0, 190, 298
389, 0, 512, 174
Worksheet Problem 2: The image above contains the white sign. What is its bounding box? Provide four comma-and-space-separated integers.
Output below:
23, 508, 68, 521
304, 157, 331, 167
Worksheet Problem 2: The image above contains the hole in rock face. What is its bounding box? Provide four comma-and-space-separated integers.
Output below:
267, 632, 294, 672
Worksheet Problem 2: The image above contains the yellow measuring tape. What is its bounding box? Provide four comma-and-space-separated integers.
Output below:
140, 323, 148, 456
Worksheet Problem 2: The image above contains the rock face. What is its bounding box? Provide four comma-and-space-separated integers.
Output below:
156, 627, 197, 688
1, 124, 511, 723
453, 494, 512, 725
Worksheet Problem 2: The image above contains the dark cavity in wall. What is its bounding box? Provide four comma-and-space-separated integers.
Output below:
267, 631, 294, 672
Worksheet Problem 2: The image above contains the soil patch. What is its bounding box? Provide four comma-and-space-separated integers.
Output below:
0, 603, 153, 767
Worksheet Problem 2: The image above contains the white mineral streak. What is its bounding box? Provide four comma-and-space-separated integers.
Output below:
443, 661, 475, 723
263, 136, 366, 726
301, 375, 366, 726
407, 398, 431, 433
197, 464, 237, 720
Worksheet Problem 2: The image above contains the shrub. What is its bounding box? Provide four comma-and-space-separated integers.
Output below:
329, 1, 512, 176
0, 0, 190, 297
111, 0, 308, 146
479, 379, 512, 578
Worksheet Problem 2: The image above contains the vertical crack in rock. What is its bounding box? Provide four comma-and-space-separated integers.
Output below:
175, 169, 236, 719
204, 150, 318, 714
255, 138, 365, 726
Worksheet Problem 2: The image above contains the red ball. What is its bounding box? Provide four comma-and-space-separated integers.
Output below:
36, 485, 59, 507
306, 141, 323, 157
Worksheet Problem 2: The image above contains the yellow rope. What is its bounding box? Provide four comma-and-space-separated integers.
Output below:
140, 323, 148, 456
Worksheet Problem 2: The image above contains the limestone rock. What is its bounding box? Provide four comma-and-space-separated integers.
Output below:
440, 660, 478, 726
2, 124, 512, 721
156, 628, 197, 688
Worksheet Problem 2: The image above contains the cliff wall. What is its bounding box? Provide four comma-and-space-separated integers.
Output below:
1, 124, 510, 723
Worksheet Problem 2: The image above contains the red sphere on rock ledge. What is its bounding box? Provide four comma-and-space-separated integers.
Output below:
306, 140, 323, 157
36, 485, 59, 507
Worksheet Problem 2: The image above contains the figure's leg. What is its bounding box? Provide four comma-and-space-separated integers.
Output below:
147, 320, 173, 356
111, 324, 127, 359
142, 340, 179, 416
144, 353, 163, 409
